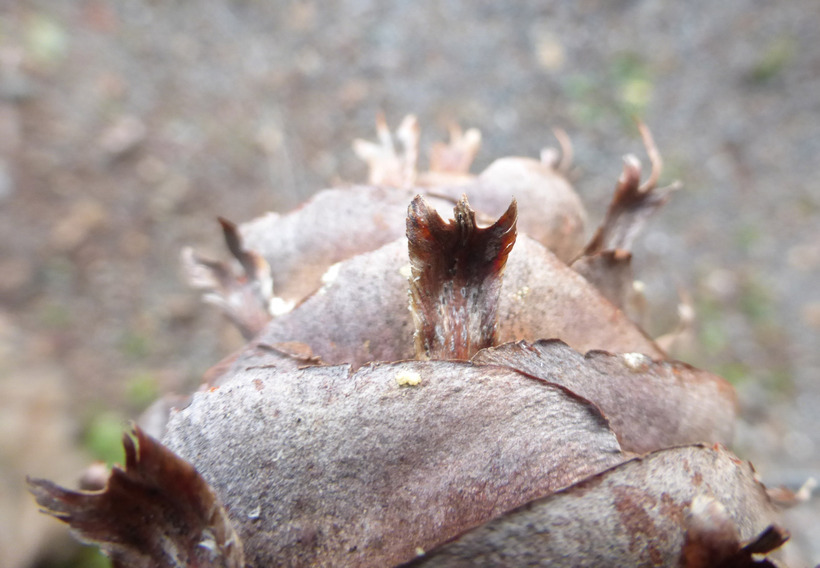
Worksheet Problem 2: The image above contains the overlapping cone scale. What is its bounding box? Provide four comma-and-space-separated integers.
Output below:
406, 445, 782, 567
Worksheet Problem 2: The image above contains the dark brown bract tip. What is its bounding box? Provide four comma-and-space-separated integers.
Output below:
181, 217, 274, 339
577, 123, 680, 260
572, 125, 679, 313
28, 426, 244, 568
407, 195, 517, 360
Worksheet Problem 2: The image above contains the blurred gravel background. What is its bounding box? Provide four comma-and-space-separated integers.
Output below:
0, 1, 818, 566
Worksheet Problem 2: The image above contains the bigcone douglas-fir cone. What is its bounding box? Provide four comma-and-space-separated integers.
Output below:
29, 117, 800, 567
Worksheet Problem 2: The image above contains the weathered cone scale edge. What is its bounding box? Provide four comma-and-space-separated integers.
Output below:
473, 339, 737, 453
404, 444, 782, 568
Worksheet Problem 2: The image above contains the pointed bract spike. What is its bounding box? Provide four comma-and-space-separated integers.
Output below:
397, 115, 420, 186
600, 154, 656, 251
429, 124, 482, 175
375, 110, 393, 151
637, 120, 662, 192
182, 247, 233, 292
574, 134, 678, 273
218, 217, 272, 295
765, 476, 816, 508
397, 114, 420, 146
217, 217, 244, 268
219, 218, 258, 284
741, 525, 790, 555
353, 114, 423, 187
123, 429, 138, 469
407, 196, 517, 360
620, 153, 643, 187
551, 127, 574, 173
181, 220, 275, 339
28, 426, 245, 568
